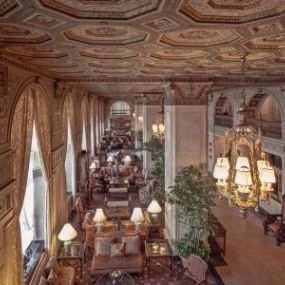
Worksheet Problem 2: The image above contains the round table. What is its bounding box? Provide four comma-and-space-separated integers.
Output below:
95, 271, 135, 285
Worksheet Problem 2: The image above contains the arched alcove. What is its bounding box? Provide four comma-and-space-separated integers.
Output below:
247, 92, 282, 139
110, 101, 131, 115
214, 96, 233, 128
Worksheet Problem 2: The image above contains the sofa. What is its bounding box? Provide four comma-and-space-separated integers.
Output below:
91, 230, 144, 276
28, 252, 75, 285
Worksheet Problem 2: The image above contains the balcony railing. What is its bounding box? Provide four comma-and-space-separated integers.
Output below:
214, 115, 233, 128
247, 118, 282, 139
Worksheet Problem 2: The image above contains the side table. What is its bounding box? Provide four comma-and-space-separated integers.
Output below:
145, 239, 174, 278
57, 242, 85, 279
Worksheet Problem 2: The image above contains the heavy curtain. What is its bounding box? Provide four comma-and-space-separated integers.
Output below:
7, 86, 52, 285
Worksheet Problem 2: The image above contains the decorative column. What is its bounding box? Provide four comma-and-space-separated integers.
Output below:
142, 96, 160, 174
164, 81, 212, 248
134, 99, 143, 149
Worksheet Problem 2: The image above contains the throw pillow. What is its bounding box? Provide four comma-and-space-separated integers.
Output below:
47, 269, 58, 285
110, 242, 125, 258
46, 256, 59, 274
95, 237, 112, 256
122, 235, 140, 255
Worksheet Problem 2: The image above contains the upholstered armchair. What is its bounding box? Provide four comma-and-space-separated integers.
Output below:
170, 255, 208, 285
263, 194, 285, 246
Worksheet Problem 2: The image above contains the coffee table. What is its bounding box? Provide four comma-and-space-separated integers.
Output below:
95, 271, 135, 285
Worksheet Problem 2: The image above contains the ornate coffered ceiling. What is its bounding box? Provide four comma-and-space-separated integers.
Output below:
1, 0, 285, 96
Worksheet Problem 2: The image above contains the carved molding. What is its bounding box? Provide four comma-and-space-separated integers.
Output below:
0, 150, 13, 189
0, 182, 13, 219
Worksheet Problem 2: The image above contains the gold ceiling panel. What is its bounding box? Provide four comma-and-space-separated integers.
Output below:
0, 0, 285, 89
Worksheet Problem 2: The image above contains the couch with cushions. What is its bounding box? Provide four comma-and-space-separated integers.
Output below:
91, 230, 144, 276
28, 252, 75, 285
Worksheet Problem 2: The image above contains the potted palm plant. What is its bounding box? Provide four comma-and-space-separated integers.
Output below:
168, 164, 218, 262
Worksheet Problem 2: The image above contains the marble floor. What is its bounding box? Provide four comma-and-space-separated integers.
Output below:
213, 198, 285, 285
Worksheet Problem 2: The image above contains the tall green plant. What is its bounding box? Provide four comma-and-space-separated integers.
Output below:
144, 136, 165, 204
169, 164, 218, 259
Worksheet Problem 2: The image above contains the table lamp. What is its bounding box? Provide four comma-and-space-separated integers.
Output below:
124, 155, 131, 165
93, 208, 106, 232
107, 155, 113, 165
147, 200, 162, 224
89, 162, 96, 171
58, 223, 78, 253
131, 207, 144, 230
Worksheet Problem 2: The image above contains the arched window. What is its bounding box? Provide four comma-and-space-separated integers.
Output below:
65, 119, 75, 196
19, 123, 49, 253
110, 101, 130, 115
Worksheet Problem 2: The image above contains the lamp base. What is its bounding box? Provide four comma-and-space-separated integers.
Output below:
64, 240, 71, 253
150, 213, 160, 224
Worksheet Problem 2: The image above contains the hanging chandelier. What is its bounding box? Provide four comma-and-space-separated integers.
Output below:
152, 95, 165, 141
213, 54, 276, 218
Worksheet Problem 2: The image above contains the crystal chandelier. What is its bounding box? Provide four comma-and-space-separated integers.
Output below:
152, 96, 165, 141
213, 54, 276, 218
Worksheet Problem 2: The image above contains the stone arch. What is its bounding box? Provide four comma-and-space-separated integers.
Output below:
215, 95, 233, 116
110, 100, 131, 115
248, 89, 285, 122
8, 76, 51, 142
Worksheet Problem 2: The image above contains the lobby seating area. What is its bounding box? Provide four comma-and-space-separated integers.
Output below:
49, 131, 224, 285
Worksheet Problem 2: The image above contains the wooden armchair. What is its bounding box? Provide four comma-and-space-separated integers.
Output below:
263, 194, 285, 246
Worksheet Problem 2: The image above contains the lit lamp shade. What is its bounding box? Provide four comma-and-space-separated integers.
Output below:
89, 162, 96, 170
93, 208, 106, 224
124, 155, 131, 163
236, 156, 250, 170
132, 112, 136, 118
257, 160, 267, 175
138, 116, 143, 123
260, 166, 276, 184
158, 123, 165, 133
152, 123, 158, 133
235, 166, 252, 193
58, 223, 77, 252
131, 208, 144, 230
213, 157, 229, 180
107, 156, 113, 163
147, 200, 162, 214
58, 223, 78, 242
